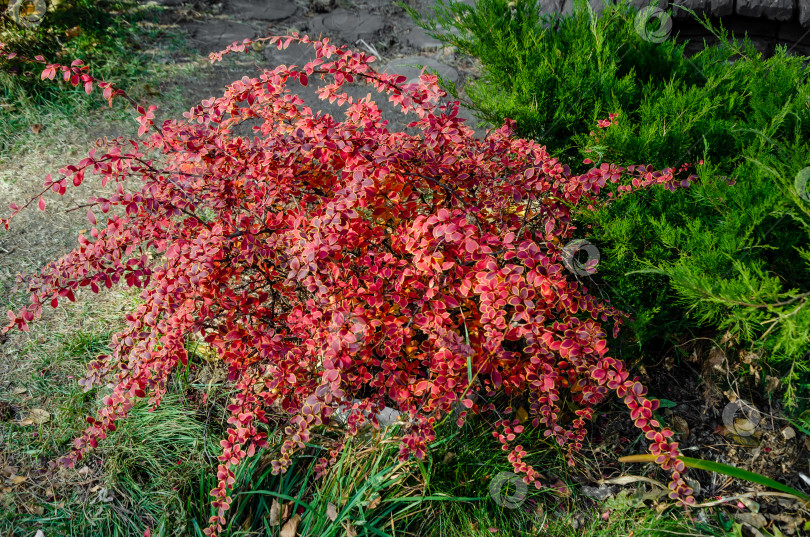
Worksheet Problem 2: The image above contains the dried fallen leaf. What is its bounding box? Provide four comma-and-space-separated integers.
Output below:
11, 386, 27, 395
65, 26, 83, 38
733, 512, 767, 528
672, 416, 690, 442
368, 494, 381, 509
281, 500, 293, 522
28, 408, 50, 424
764, 376, 780, 397
30, 123, 43, 135
98, 487, 114, 502
280, 513, 300, 537
325, 502, 338, 521
708, 347, 725, 371
342, 521, 357, 537
77, 466, 91, 477
18, 418, 33, 426
8, 475, 26, 485
267, 499, 281, 526
551, 478, 570, 497
26, 503, 44, 515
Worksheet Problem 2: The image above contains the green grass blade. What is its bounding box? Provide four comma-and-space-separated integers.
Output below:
679, 456, 810, 502
237, 491, 314, 511
620, 454, 810, 502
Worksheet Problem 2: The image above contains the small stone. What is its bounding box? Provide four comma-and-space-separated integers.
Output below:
404, 27, 444, 51
581, 484, 616, 501
538, 0, 567, 19
376, 406, 401, 427
800, 0, 810, 27
710, 0, 734, 16
781, 426, 796, 440
226, 0, 298, 21
186, 21, 257, 55
736, 0, 794, 20
264, 41, 312, 68
309, 9, 385, 43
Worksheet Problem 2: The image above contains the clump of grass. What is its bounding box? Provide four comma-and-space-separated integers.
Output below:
188, 424, 432, 537
0, 291, 217, 537
0, 0, 173, 156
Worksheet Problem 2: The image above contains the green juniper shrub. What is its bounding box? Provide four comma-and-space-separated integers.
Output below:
405, 0, 696, 168
412, 0, 810, 410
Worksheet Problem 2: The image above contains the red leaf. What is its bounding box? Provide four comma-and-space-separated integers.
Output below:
224, 330, 241, 341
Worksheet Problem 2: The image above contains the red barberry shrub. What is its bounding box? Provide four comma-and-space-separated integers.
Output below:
0, 35, 697, 535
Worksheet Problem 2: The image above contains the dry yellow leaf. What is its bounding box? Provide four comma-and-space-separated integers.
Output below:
28, 504, 44, 515
28, 409, 50, 425
280, 514, 301, 537
343, 521, 358, 537
368, 494, 381, 509
267, 499, 281, 526
8, 475, 26, 485
281, 500, 293, 522
516, 406, 529, 424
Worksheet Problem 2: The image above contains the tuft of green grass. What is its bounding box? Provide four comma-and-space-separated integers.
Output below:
0, 0, 181, 157
0, 290, 217, 537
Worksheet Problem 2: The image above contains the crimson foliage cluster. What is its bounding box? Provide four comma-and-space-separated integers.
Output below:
1, 35, 697, 535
